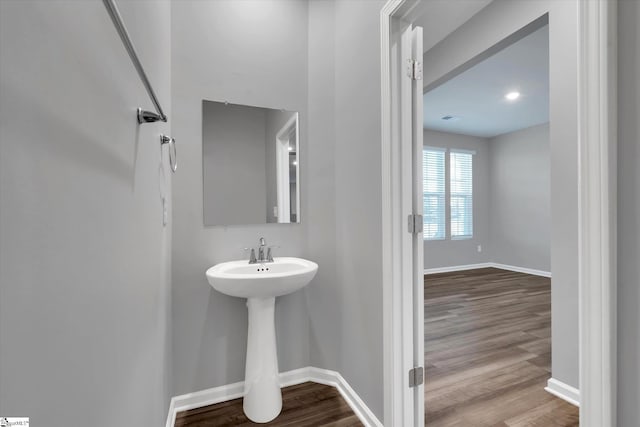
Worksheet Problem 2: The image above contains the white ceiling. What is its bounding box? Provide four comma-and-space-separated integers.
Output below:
423, 25, 549, 138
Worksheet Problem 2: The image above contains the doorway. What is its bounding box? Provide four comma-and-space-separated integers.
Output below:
420, 19, 567, 424
380, 1, 617, 426
276, 113, 300, 223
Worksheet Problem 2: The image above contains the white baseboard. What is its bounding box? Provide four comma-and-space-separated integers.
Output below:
305, 367, 383, 427
545, 378, 580, 407
423, 263, 492, 275
165, 367, 383, 427
491, 263, 551, 278
164, 377, 245, 427
424, 262, 551, 278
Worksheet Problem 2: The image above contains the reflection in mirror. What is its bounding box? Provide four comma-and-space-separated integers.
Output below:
202, 100, 300, 226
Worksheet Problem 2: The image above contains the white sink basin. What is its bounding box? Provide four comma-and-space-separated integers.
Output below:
205, 256, 318, 423
206, 257, 318, 299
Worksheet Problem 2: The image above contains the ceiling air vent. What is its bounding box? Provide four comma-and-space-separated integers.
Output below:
441, 115, 460, 121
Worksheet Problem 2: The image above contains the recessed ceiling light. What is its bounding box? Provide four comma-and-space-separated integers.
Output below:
288, 146, 293, 151
293, 161, 298, 166
505, 91, 521, 101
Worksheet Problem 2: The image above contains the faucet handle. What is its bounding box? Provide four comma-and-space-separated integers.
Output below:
242, 247, 257, 263
266, 245, 280, 262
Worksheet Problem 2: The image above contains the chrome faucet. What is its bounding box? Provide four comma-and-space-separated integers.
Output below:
258, 237, 266, 261
249, 237, 274, 264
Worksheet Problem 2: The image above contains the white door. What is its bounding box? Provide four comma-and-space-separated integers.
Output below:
400, 23, 424, 427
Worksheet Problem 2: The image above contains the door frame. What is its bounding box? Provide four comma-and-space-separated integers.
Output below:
379, 1, 617, 426
275, 113, 299, 223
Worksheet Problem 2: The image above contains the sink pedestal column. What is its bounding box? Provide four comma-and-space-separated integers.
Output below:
243, 297, 282, 423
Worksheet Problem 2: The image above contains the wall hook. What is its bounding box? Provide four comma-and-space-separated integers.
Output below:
161, 135, 177, 173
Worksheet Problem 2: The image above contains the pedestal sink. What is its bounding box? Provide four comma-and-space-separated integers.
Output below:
205, 257, 318, 423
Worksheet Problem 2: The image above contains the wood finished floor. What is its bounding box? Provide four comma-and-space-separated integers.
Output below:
425, 267, 579, 426
174, 382, 363, 427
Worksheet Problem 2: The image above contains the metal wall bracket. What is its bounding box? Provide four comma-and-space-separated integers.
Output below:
138, 108, 166, 124
409, 366, 424, 388
408, 214, 423, 234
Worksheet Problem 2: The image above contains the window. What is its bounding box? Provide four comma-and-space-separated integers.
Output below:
450, 151, 473, 239
422, 148, 446, 240
422, 148, 474, 240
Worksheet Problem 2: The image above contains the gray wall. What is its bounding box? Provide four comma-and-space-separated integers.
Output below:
489, 124, 551, 272
332, 0, 387, 417
172, 1, 387, 420
547, 0, 580, 390
617, 1, 640, 425
203, 102, 267, 225
0, 1, 172, 426
424, 124, 550, 273
305, 0, 340, 393
170, 0, 310, 397
423, 0, 580, 389
423, 130, 491, 269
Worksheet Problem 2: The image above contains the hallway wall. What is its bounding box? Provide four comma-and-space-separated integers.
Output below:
331, 0, 387, 418
0, 1, 172, 426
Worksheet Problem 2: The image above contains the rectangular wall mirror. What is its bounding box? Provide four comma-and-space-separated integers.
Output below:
202, 100, 300, 226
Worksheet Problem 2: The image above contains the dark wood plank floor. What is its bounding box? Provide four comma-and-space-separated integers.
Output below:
425, 267, 579, 426
175, 381, 363, 427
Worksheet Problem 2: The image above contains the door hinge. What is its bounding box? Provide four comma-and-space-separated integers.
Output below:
407, 59, 423, 80
409, 366, 424, 387
408, 214, 423, 234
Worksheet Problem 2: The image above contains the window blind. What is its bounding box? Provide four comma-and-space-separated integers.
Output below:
450, 151, 473, 239
423, 148, 445, 240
